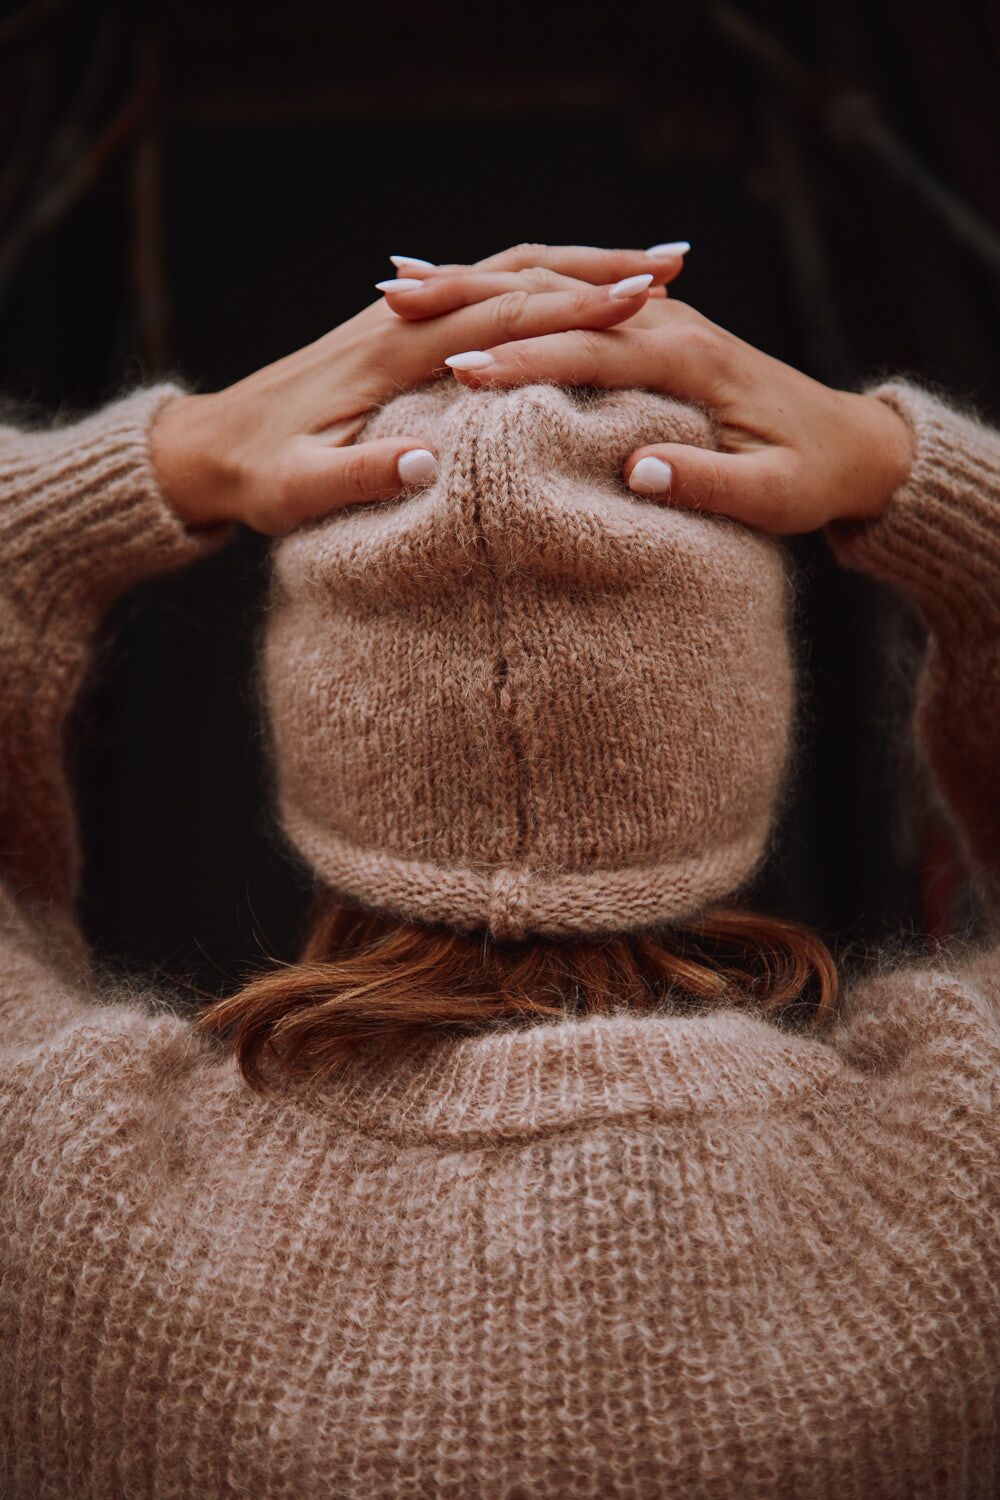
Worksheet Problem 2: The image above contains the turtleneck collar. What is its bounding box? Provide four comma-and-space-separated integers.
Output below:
270, 1007, 848, 1147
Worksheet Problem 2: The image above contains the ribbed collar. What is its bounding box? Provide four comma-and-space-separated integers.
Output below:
273, 1008, 847, 1146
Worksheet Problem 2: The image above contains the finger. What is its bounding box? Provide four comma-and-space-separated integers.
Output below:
625, 443, 799, 533
375, 266, 579, 321
444, 315, 732, 409
471, 243, 689, 286
388, 255, 437, 272
406, 242, 689, 288
266, 436, 437, 533
419, 276, 656, 372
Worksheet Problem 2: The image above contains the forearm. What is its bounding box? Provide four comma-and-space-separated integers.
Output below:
0, 386, 217, 916
827, 383, 1000, 909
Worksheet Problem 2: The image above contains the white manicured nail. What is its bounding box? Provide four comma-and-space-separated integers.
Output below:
397, 448, 438, 487
389, 255, 436, 269
646, 241, 691, 258
375, 277, 422, 292
609, 272, 654, 300
629, 456, 674, 495
444, 350, 495, 369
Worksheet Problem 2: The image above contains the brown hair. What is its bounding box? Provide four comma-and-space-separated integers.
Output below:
195, 897, 839, 1092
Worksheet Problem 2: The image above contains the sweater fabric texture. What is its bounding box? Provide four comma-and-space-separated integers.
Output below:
1, 381, 999, 1498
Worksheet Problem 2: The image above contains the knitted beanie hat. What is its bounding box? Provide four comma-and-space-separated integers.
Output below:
263, 382, 793, 939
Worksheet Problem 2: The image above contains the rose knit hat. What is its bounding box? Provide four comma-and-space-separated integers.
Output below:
263, 381, 794, 939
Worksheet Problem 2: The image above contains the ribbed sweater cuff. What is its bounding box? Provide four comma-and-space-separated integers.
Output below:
826, 382, 1000, 633
0, 384, 221, 626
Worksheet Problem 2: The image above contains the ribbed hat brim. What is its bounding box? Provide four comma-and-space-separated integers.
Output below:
280, 802, 774, 939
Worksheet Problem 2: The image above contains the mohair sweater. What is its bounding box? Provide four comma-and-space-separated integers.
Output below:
1, 383, 999, 1499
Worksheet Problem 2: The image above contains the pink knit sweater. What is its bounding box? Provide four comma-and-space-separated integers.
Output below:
1, 383, 999, 1499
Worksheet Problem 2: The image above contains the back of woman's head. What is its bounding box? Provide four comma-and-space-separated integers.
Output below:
198, 380, 826, 1086
263, 381, 794, 938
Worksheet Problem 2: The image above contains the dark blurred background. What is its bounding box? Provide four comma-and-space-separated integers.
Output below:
2, 0, 999, 992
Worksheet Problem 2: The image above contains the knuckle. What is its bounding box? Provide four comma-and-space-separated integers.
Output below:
575, 328, 606, 360
519, 265, 560, 292
492, 287, 531, 331
677, 322, 720, 360
549, 328, 605, 382
429, 270, 464, 293
339, 447, 377, 504
572, 283, 602, 316
509, 241, 547, 263
368, 311, 399, 355
696, 459, 725, 513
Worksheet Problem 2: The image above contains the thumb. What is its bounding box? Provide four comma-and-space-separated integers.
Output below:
265, 435, 439, 533
624, 444, 794, 533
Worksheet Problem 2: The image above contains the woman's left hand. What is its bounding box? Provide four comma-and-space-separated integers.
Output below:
443, 296, 915, 533
150, 244, 683, 536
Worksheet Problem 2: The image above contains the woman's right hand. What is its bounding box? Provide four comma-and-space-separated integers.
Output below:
150, 245, 682, 536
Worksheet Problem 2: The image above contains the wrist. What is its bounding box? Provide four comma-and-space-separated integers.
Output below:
149, 391, 230, 530
839, 392, 914, 524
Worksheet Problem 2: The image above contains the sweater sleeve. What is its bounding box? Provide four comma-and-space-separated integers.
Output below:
0, 385, 220, 931
826, 381, 1000, 917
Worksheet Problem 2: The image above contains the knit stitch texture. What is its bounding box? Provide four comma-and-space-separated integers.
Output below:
265, 382, 793, 936
0, 382, 999, 1498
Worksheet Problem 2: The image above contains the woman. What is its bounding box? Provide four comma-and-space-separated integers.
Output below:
2, 241, 997, 1499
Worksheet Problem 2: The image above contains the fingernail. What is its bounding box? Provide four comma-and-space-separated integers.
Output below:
389, 255, 436, 269
444, 350, 495, 369
646, 241, 691, 258
629, 456, 674, 495
609, 272, 654, 300
397, 448, 438, 487
375, 277, 422, 292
